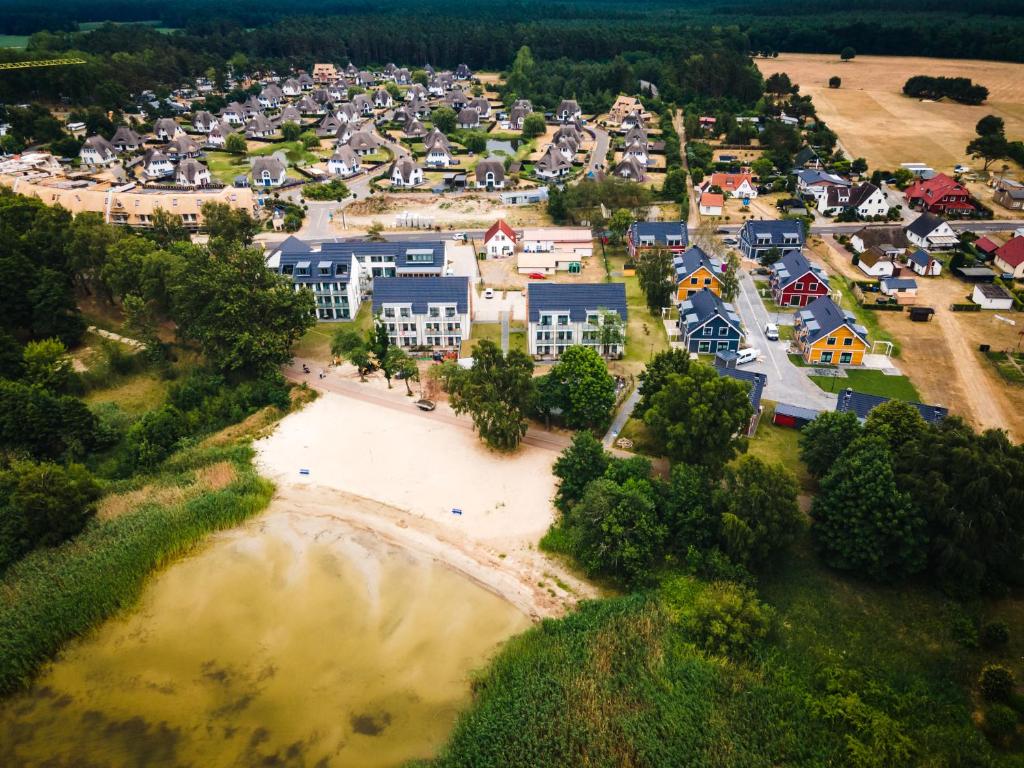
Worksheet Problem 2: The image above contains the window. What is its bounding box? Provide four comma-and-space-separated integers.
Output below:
820, 351, 833, 363
703, 326, 712, 337
429, 307, 440, 318
557, 315, 569, 326
400, 308, 411, 318
698, 341, 710, 352
843, 337, 854, 346
335, 263, 348, 276
690, 277, 698, 285
586, 314, 598, 326
840, 352, 853, 364
384, 308, 395, 318
718, 326, 728, 336
282, 264, 294, 275
826, 336, 837, 346
319, 266, 330, 276
445, 307, 456, 318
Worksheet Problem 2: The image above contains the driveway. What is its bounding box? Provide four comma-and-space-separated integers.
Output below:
473, 289, 525, 322
587, 126, 609, 174
734, 269, 837, 411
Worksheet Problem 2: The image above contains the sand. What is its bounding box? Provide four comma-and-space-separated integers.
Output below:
254, 391, 597, 619
755, 53, 1024, 174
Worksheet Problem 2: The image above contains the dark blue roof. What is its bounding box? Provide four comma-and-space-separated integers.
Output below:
372, 277, 469, 314
528, 282, 627, 323
629, 220, 688, 248
881, 277, 918, 290
276, 236, 446, 271
774, 402, 822, 421
740, 219, 805, 246
835, 388, 948, 424
773, 250, 826, 289
679, 289, 742, 334
908, 249, 932, 267
673, 246, 721, 282
715, 365, 766, 412
273, 237, 355, 284
796, 296, 867, 345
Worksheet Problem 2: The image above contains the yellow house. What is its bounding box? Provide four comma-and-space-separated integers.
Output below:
794, 296, 868, 365
674, 246, 723, 302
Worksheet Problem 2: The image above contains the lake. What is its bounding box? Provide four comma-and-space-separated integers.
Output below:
0, 510, 529, 767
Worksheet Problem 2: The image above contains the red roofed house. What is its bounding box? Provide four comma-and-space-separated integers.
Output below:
974, 236, 1000, 258
904, 173, 975, 215
699, 191, 724, 216
993, 236, 1024, 279
484, 219, 517, 258
707, 172, 757, 199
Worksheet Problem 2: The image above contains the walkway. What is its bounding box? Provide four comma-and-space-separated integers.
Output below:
603, 386, 640, 447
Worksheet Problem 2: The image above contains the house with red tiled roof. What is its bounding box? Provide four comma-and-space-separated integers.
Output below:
975, 236, 1001, 258
484, 219, 517, 258
994, 236, 1024, 279
904, 173, 975, 215
706, 172, 757, 199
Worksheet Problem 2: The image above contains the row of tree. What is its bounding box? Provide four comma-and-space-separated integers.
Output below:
801, 403, 1024, 595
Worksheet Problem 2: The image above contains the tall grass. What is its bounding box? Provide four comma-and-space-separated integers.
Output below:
0, 442, 273, 694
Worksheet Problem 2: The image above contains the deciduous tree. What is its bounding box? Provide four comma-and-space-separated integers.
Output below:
449, 340, 534, 451
716, 455, 801, 568
549, 345, 616, 430
799, 410, 862, 477
552, 430, 609, 513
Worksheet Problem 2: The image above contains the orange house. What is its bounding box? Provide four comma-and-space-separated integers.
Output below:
673, 246, 723, 301
794, 296, 868, 365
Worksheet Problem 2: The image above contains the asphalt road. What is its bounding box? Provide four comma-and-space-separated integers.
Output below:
733, 270, 837, 411
587, 126, 610, 174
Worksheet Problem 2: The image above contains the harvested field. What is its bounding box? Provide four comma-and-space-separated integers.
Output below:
755, 54, 1024, 175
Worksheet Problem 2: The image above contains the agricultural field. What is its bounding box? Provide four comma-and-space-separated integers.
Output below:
755, 53, 1024, 174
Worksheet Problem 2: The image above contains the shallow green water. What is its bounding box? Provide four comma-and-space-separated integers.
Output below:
0, 513, 529, 767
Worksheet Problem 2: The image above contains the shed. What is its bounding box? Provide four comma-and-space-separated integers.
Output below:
972, 283, 1014, 310
772, 402, 821, 429
908, 306, 935, 322
954, 266, 996, 283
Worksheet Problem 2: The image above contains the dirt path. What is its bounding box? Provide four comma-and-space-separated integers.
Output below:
811, 237, 1020, 438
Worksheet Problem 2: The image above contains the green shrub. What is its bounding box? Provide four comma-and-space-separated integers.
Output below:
980, 621, 1010, 649
983, 704, 1018, 745
950, 613, 979, 648
980, 665, 1016, 702
678, 580, 773, 658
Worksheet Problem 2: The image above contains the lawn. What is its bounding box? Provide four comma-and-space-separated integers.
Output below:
985, 350, 1024, 386
83, 373, 169, 415
249, 141, 321, 166
828, 272, 901, 356
810, 369, 921, 401
204, 151, 250, 185
462, 321, 527, 356
292, 304, 373, 362
612, 271, 669, 371
0, 35, 29, 49
746, 403, 813, 491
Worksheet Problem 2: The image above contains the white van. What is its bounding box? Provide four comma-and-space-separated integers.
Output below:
736, 348, 760, 366
483, 288, 495, 299
763, 323, 779, 341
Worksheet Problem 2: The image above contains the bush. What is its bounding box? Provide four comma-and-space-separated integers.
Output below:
981, 621, 1010, 649
980, 665, 1015, 702
984, 704, 1019, 745
125, 404, 187, 469
678, 580, 773, 658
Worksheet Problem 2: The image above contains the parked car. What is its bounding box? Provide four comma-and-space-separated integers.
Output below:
416, 399, 436, 411
528, 272, 547, 280
953, 164, 970, 174
451, 232, 466, 241
483, 288, 495, 299
764, 323, 779, 341
722, 236, 738, 246
736, 348, 760, 366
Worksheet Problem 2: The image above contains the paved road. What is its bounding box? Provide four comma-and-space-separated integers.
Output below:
587, 126, 609, 174
703, 219, 1024, 237
603, 386, 640, 447
733, 270, 837, 411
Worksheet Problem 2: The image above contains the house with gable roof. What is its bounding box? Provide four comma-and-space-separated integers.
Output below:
738, 220, 804, 261
678, 289, 744, 354
769, 251, 831, 307
673, 246, 723, 301
627, 220, 688, 259
793, 296, 869, 366
374, 277, 471, 350
484, 219, 517, 257
527, 282, 627, 359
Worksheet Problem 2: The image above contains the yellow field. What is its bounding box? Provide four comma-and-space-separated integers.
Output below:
755, 53, 1024, 174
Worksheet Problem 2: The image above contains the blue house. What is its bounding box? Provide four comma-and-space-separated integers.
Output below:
627, 220, 689, 259
266, 236, 365, 321
678, 288, 743, 354
738, 220, 805, 261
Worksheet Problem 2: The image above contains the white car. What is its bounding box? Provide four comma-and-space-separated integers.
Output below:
954, 164, 970, 174
764, 323, 779, 341
736, 348, 760, 366
451, 232, 467, 241
483, 288, 495, 299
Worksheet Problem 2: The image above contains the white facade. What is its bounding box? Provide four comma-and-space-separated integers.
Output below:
907, 220, 958, 250
379, 303, 470, 349
972, 284, 1014, 310
529, 312, 624, 359
485, 230, 516, 257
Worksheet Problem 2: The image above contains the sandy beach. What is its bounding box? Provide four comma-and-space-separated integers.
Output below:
255, 388, 597, 618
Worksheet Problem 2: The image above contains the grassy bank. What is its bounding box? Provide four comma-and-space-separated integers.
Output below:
810, 369, 920, 400
0, 400, 299, 695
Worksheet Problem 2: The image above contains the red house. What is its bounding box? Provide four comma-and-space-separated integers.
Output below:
904, 173, 975, 215
769, 251, 831, 308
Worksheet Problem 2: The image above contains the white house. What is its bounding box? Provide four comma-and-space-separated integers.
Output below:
424, 132, 455, 167
474, 159, 505, 189
141, 149, 175, 180
267, 236, 366, 321
556, 99, 581, 123
905, 213, 959, 250
795, 169, 851, 204
282, 78, 302, 97
527, 282, 628, 359
153, 118, 184, 141
373, 277, 471, 350
347, 131, 379, 156
484, 219, 517, 257
327, 147, 361, 177
817, 182, 889, 218
699, 192, 724, 216
519, 227, 593, 274
972, 283, 1014, 310
855, 246, 896, 278
534, 144, 572, 180
79, 135, 117, 166
252, 156, 287, 187
907, 249, 943, 277
176, 158, 212, 187
390, 157, 423, 187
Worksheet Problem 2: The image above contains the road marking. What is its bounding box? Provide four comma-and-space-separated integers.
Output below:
738, 274, 782, 379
